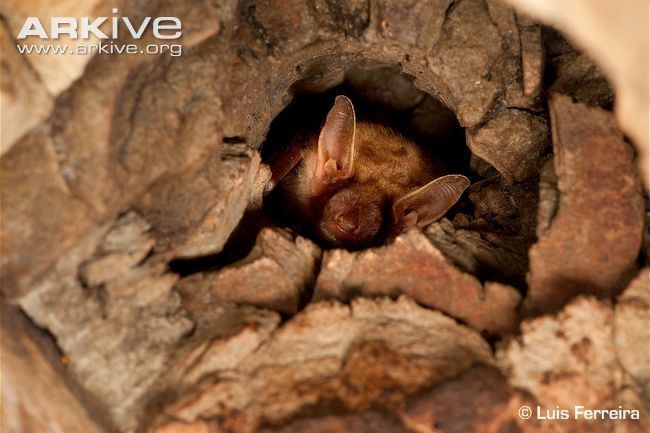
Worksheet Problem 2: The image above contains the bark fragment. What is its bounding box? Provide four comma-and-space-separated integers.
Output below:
486, 0, 520, 55
0, 130, 98, 297
176, 228, 320, 314
158, 297, 493, 430
467, 108, 548, 182
135, 145, 262, 258
526, 95, 644, 312
517, 14, 544, 97
614, 269, 650, 401
1, 305, 107, 433
17, 212, 194, 432
314, 230, 521, 335
427, 0, 518, 126
497, 290, 650, 433
402, 365, 531, 433
376, 0, 452, 49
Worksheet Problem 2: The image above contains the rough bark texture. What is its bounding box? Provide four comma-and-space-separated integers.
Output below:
503, 0, 650, 187
1, 1, 647, 433
314, 230, 521, 335
497, 276, 650, 433
466, 109, 548, 183
1, 305, 108, 433
17, 212, 195, 432
526, 95, 645, 313
155, 296, 493, 432
177, 227, 321, 314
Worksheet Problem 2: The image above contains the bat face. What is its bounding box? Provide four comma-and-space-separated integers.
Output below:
268, 95, 470, 249
317, 184, 384, 248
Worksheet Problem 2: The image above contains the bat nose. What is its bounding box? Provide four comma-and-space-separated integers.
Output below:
334, 211, 360, 235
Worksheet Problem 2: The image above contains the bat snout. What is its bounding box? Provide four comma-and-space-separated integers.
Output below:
324, 205, 382, 247
334, 210, 361, 236
321, 188, 383, 248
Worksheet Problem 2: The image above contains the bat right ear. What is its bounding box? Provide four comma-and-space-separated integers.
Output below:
310, 95, 356, 195
392, 174, 470, 230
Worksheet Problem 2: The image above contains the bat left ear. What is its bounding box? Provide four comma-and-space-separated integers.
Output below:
393, 174, 470, 230
311, 95, 357, 195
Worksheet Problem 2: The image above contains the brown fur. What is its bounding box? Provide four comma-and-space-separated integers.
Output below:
280, 122, 447, 248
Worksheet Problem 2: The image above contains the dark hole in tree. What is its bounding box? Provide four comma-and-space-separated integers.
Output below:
171, 65, 533, 291
262, 65, 473, 249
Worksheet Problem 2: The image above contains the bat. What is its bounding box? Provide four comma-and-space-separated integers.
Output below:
265, 95, 470, 248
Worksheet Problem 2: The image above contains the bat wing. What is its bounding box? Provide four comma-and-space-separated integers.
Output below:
264, 137, 304, 195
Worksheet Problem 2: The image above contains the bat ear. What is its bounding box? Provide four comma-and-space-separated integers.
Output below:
393, 174, 470, 230
311, 95, 356, 195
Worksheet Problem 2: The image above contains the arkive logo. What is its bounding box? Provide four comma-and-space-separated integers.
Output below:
16, 8, 181, 40
15, 8, 183, 57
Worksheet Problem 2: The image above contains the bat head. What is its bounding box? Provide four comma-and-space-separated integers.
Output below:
310, 95, 470, 248
318, 185, 384, 248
